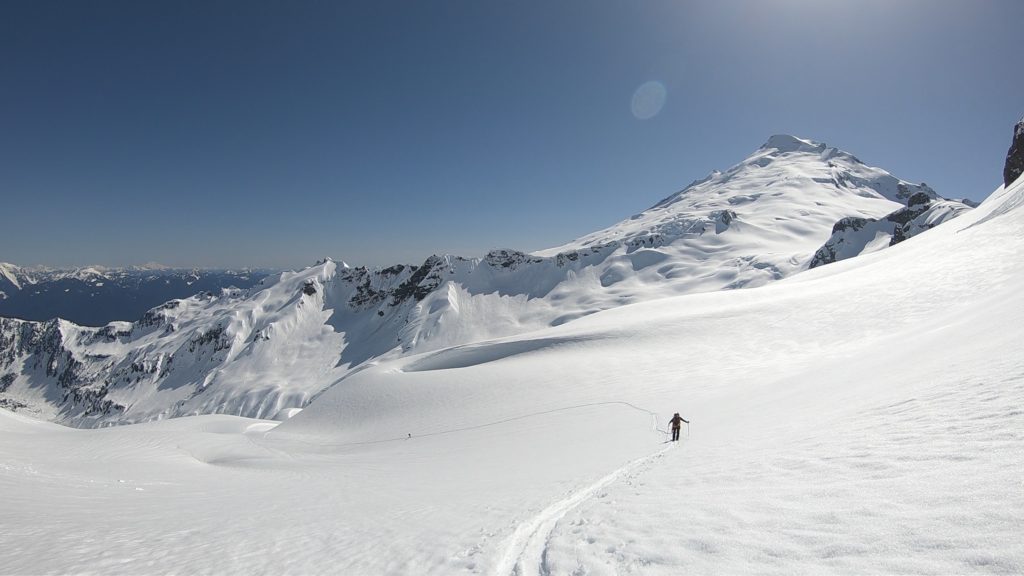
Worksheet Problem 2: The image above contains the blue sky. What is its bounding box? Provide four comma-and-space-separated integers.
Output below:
2, 0, 1021, 269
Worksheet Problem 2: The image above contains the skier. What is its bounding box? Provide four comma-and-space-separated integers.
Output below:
669, 412, 689, 442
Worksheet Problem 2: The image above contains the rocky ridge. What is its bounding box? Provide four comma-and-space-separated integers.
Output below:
809, 192, 973, 268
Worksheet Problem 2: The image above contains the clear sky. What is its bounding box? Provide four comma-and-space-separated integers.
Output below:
2, 0, 1021, 269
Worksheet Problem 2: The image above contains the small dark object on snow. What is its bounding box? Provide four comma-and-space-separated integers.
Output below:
669, 412, 689, 442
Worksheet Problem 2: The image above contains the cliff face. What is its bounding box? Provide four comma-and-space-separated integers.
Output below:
1005, 117, 1024, 188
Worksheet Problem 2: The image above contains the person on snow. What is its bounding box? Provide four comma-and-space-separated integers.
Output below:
669, 413, 689, 442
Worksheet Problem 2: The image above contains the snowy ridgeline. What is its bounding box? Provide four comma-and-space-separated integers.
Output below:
0, 160, 1021, 575
0, 135, 974, 426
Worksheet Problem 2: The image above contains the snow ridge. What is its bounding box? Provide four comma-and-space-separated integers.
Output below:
0, 263, 29, 290
760, 134, 827, 153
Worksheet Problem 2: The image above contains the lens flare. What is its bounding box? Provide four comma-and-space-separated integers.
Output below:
631, 81, 667, 120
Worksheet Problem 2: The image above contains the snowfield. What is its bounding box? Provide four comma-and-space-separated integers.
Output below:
2, 178, 1023, 573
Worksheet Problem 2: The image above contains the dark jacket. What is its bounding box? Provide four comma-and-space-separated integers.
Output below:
669, 414, 688, 429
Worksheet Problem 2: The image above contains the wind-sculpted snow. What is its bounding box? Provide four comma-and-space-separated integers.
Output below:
403, 337, 597, 372
963, 178, 1024, 232
0, 136, 970, 426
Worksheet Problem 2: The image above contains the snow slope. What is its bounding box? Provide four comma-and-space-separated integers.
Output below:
0, 266, 346, 424
537, 134, 948, 280
809, 192, 973, 268
0, 136, 968, 426
1, 170, 1020, 574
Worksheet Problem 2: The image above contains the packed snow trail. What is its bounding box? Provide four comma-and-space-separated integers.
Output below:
270, 400, 671, 448
496, 445, 676, 576
493, 406, 674, 576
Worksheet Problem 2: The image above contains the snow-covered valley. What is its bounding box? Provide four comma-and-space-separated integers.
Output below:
0, 136, 973, 426
1, 142, 1022, 574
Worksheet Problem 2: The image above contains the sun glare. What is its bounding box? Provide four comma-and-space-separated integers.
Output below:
631, 80, 667, 120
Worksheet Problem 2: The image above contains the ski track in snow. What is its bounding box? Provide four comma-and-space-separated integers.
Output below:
495, 415, 674, 576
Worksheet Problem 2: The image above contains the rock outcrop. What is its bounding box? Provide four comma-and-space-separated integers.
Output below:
810, 194, 973, 269
1005, 117, 1024, 188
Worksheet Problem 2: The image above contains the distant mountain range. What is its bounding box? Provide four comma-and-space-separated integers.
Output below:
0, 264, 275, 326
0, 135, 976, 425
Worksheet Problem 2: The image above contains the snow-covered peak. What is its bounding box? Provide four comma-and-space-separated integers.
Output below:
539, 135, 939, 258
0, 263, 26, 289
129, 262, 172, 271
313, 257, 352, 270
60, 267, 111, 282
759, 134, 828, 154
0, 262, 44, 289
